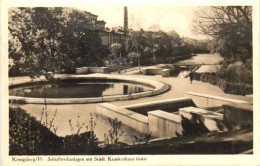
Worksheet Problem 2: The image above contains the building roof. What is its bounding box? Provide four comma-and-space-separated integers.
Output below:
97, 20, 106, 24
84, 11, 98, 17
98, 29, 128, 35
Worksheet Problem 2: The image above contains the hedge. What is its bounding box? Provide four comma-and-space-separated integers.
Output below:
193, 73, 253, 96
9, 107, 62, 155
9, 107, 99, 155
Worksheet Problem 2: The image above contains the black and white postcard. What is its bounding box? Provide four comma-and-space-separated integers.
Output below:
1, 0, 260, 165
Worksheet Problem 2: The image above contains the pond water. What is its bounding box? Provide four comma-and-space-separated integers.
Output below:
9, 81, 153, 98
172, 53, 224, 78
179, 53, 224, 65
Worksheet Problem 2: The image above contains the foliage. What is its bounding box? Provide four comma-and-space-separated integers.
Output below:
128, 51, 140, 60
40, 106, 58, 135
127, 29, 206, 65
128, 51, 141, 72
193, 72, 253, 95
9, 105, 101, 155
109, 43, 123, 65
192, 6, 253, 89
182, 37, 210, 54
9, 107, 61, 155
8, 7, 109, 78
104, 118, 124, 148
60, 8, 109, 72
217, 61, 252, 85
62, 113, 99, 154
132, 132, 152, 144
193, 6, 252, 63
9, 98, 26, 104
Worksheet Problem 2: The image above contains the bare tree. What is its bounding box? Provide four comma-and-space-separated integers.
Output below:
192, 6, 252, 61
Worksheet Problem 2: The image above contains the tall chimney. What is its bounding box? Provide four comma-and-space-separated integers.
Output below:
124, 6, 128, 31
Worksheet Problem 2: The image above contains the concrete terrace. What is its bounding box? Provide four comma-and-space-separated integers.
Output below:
8, 72, 253, 144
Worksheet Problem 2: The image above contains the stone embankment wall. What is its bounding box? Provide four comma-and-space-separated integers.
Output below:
97, 103, 149, 134
142, 68, 170, 77
223, 103, 253, 129
76, 67, 109, 74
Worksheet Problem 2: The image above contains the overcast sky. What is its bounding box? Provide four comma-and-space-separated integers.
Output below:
80, 6, 202, 38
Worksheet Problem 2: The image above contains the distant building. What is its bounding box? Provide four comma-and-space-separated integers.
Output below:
82, 11, 99, 29
83, 7, 130, 47
84, 11, 98, 23
98, 28, 129, 47
96, 20, 106, 30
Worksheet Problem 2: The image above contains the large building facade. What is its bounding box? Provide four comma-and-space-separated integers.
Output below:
84, 7, 130, 47
98, 28, 129, 47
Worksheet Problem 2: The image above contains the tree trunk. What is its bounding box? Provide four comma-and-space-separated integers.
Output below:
138, 57, 141, 73
153, 53, 157, 64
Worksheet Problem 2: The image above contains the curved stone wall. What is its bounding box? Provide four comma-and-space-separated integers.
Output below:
9, 74, 170, 104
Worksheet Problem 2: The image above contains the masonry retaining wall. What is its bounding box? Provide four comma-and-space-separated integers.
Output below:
223, 103, 253, 129
97, 102, 228, 138
148, 110, 182, 138
96, 103, 149, 134
96, 96, 251, 139
76, 67, 109, 74
123, 97, 196, 115
185, 92, 247, 108
142, 68, 170, 77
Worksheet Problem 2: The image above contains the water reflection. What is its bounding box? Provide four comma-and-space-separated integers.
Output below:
9, 81, 153, 98
178, 53, 224, 65
171, 54, 224, 77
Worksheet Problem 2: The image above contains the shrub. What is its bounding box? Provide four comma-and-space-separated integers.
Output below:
193, 72, 253, 96
9, 107, 61, 155
61, 113, 99, 154
9, 99, 27, 104
220, 62, 252, 85
9, 106, 100, 155
104, 118, 124, 148
61, 131, 98, 154
132, 132, 152, 144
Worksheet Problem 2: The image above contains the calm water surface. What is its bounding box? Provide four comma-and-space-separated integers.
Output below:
10, 81, 153, 98
179, 53, 224, 65
173, 53, 224, 77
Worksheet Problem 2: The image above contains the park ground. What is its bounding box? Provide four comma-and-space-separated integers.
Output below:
9, 66, 253, 149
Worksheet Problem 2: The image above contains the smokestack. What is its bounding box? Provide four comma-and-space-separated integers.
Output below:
124, 6, 128, 31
